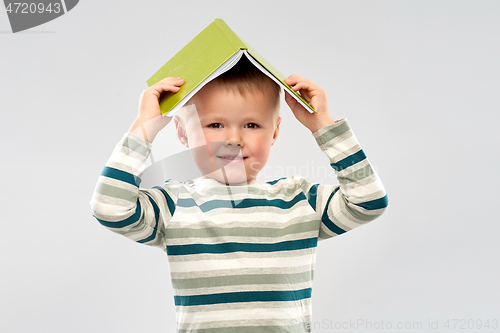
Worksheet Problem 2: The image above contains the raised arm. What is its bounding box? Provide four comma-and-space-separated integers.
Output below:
285, 75, 388, 240
90, 77, 185, 249
308, 119, 388, 239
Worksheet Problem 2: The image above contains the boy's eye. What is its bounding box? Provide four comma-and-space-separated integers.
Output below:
245, 123, 259, 129
208, 123, 223, 129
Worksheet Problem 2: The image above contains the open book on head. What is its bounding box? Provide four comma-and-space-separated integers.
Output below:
146, 18, 316, 117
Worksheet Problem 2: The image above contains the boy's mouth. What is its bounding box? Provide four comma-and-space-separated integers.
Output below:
217, 154, 247, 161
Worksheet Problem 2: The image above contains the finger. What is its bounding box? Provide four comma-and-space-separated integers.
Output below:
158, 83, 182, 91
298, 88, 312, 103
159, 77, 184, 84
149, 83, 182, 97
284, 74, 305, 86
157, 78, 184, 88
291, 81, 317, 93
156, 78, 184, 90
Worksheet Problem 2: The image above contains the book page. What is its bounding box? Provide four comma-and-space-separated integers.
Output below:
242, 50, 315, 113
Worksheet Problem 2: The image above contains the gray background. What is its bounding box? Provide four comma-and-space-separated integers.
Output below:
1, 1, 499, 332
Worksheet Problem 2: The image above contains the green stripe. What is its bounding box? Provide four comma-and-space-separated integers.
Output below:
331, 149, 366, 172
343, 201, 382, 222
356, 195, 389, 210
314, 120, 351, 146
166, 238, 317, 256
172, 271, 312, 289
166, 220, 319, 239
96, 183, 137, 203
101, 166, 141, 186
174, 288, 311, 306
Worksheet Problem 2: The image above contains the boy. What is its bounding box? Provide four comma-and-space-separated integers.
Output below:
90, 58, 388, 332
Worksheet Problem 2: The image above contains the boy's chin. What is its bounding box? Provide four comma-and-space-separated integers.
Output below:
203, 169, 250, 186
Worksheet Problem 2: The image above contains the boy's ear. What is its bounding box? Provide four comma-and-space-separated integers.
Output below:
271, 116, 281, 146
174, 116, 189, 148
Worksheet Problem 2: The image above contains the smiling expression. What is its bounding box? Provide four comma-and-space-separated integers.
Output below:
175, 84, 281, 186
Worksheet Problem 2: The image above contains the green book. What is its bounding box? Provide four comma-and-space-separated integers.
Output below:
146, 18, 317, 116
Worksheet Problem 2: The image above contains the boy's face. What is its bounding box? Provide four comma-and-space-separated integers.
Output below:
176, 84, 281, 186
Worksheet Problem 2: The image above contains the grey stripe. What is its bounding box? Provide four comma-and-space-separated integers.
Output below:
318, 227, 334, 240
122, 134, 151, 157
314, 120, 351, 146
95, 183, 136, 203
172, 271, 313, 289
177, 318, 312, 332
339, 164, 375, 184
177, 324, 309, 333
166, 211, 319, 230
166, 220, 320, 239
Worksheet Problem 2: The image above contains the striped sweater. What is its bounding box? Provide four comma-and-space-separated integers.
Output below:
90, 118, 388, 333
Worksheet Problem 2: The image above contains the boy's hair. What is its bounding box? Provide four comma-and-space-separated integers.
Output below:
176, 56, 281, 127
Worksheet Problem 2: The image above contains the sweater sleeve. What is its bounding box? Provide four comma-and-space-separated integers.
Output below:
302, 118, 388, 240
90, 133, 179, 250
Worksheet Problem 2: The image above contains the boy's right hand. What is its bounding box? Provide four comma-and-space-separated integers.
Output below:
129, 77, 185, 143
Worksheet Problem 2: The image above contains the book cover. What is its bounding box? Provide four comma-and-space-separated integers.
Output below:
147, 18, 316, 116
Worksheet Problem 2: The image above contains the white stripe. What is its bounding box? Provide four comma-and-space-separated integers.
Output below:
107, 151, 146, 174
168, 253, 316, 273
99, 175, 138, 192
209, 204, 314, 224
343, 177, 386, 202
177, 303, 310, 324
90, 195, 136, 221
171, 204, 314, 226
168, 248, 317, 263
185, 181, 305, 203
322, 134, 360, 159
329, 194, 364, 230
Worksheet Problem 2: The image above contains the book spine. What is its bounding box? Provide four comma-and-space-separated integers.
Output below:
213, 19, 247, 50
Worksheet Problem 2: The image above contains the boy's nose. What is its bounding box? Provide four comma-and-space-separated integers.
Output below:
224, 129, 243, 147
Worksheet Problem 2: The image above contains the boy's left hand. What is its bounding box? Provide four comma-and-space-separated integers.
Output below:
284, 75, 336, 133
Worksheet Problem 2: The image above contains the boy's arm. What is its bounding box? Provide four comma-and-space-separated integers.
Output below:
285, 75, 388, 239
90, 134, 178, 248
308, 119, 388, 239
90, 77, 185, 249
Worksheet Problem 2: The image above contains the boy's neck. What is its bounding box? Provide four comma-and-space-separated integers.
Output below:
199, 175, 257, 187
